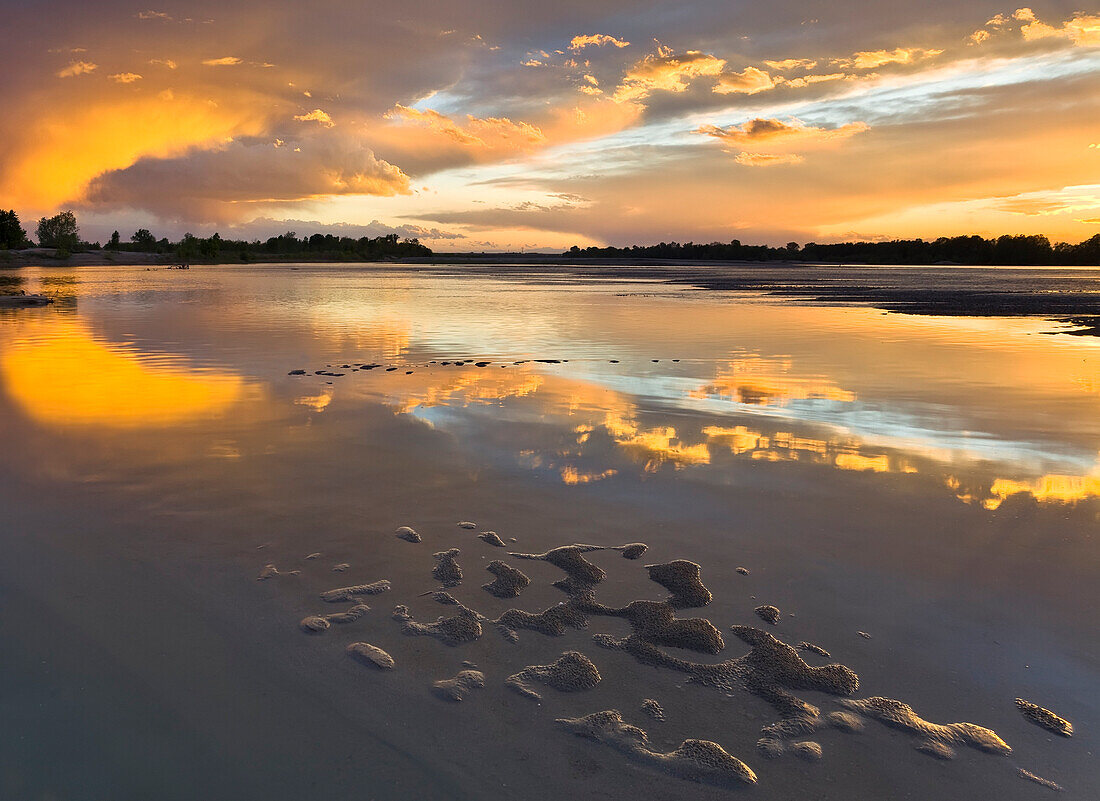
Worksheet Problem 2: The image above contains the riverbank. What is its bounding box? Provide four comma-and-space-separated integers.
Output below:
4, 255, 1100, 335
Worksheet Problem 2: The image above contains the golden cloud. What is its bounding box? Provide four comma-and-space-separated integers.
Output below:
0, 91, 271, 211
202, 56, 243, 66
385, 104, 545, 149
764, 58, 819, 71
612, 46, 727, 102
970, 9, 1100, 47
109, 72, 143, 83
569, 34, 630, 51
833, 47, 943, 69
780, 72, 850, 88
56, 60, 97, 78
713, 66, 777, 94
696, 117, 869, 145
293, 108, 335, 127
733, 152, 804, 166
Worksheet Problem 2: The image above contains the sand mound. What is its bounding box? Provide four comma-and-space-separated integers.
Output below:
346, 642, 395, 670
1015, 698, 1073, 737
644, 560, 712, 608
394, 604, 483, 646
755, 605, 780, 625
482, 560, 531, 598
433, 669, 485, 701
506, 651, 601, 701
641, 699, 665, 721
395, 526, 421, 543
432, 548, 463, 587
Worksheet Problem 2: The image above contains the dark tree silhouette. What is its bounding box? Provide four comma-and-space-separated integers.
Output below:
130, 228, 157, 250
0, 209, 29, 250
36, 210, 79, 251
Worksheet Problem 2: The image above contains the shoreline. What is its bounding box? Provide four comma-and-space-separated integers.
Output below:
4, 254, 1100, 335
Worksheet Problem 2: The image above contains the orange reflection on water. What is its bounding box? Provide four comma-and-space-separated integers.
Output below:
584, 411, 711, 472
1, 318, 250, 428
977, 471, 1100, 510
560, 466, 618, 484
690, 353, 856, 406
386, 369, 544, 413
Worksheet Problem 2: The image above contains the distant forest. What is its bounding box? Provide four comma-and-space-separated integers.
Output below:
0, 210, 433, 261
565, 234, 1100, 266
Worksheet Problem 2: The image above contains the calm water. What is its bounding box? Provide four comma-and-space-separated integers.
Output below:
0, 264, 1097, 800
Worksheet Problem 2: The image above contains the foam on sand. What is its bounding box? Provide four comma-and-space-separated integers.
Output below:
299, 602, 370, 633
838, 697, 1011, 759
257, 564, 299, 580
556, 710, 757, 787
320, 579, 391, 603
1017, 767, 1064, 792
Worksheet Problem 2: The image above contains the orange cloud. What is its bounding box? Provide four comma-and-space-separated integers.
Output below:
385, 104, 545, 150
764, 58, 819, 71
612, 46, 727, 102
293, 108, 335, 127
780, 72, 850, 88
202, 56, 243, 66
734, 152, 804, 166
569, 34, 630, 51
713, 66, 777, 94
833, 47, 943, 69
970, 9, 1100, 47
697, 117, 869, 146
0, 91, 270, 211
56, 60, 97, 78
109, 72, 142, 83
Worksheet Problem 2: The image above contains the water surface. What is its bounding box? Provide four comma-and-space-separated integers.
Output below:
1, 264, 1096, 800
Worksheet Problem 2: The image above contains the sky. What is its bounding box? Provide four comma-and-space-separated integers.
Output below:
0, 1, 1097, 251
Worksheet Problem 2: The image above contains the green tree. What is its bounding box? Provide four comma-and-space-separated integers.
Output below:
107, 230, 121, 250
36, 210, 79, 251
130, 228, 156, 251
0, 209, 28, 249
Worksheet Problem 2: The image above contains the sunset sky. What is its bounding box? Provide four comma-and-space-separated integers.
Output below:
1, 1, 1098, 250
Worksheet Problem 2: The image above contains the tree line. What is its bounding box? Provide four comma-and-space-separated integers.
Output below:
0, 210, 433, 260
565, 234, 1100, 266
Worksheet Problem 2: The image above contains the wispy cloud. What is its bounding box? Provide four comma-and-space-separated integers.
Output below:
56, 60, 97, 78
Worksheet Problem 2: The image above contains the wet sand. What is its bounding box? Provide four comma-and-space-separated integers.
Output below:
0, 264, 1096, 800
